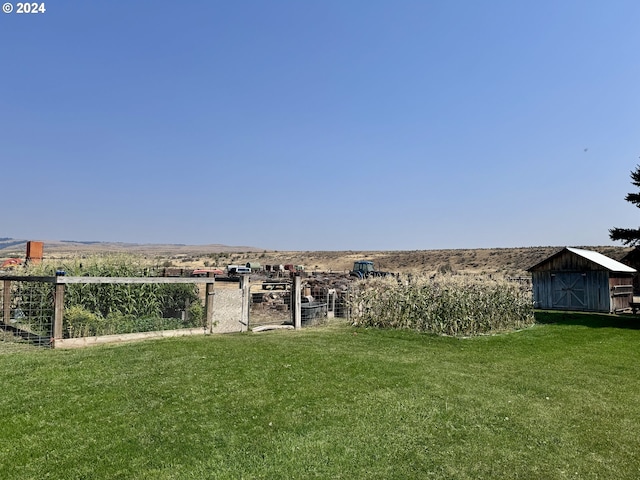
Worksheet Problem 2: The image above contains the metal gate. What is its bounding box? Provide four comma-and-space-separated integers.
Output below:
248, 281, 292, 329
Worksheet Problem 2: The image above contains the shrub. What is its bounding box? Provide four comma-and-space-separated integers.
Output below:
349, 274, 534, 336
65, 305, 106, 338
186, 301, 205, 328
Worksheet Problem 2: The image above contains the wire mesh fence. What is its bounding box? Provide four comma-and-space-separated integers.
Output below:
248, 280, 292, 329
1, 279, 54, 347
62, 281, 208, 338
1, 268, 355, 348
247, 272, 352, 330
301, 274, 352, 323
0, 275, 247, 349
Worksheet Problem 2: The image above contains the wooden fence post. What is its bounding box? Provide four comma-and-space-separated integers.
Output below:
205, 281, 215, 333
240, 276, 249, 331
292, 275, 301, 329
52, 281, 65, 347
3, 280, 11, 325
327, 288, 335, 319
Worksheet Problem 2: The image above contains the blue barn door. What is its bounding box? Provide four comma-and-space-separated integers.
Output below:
551, 273, 586, 310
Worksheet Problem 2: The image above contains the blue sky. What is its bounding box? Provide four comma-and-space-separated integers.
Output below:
2, 1, 639, 251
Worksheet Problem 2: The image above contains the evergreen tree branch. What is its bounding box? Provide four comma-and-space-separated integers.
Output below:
609, 227, 640, 246
624, 192, 640, 206
630, 165, 640, 188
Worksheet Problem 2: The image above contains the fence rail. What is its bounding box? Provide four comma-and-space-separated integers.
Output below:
1, 275, 249, 348
1, 272, 352, 349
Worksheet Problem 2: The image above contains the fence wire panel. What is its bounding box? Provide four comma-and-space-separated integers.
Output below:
62, 282, 208, 338
303, 274, 352, 324
1, 280, 54, 347
249, 281, 292, 329
299, 280, 329, 327
246, 272, 353, 330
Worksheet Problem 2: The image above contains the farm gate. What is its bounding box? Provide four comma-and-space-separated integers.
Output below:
248, 275, 349, 330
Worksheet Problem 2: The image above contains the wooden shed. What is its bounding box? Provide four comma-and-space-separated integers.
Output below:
527, 247, 636, 313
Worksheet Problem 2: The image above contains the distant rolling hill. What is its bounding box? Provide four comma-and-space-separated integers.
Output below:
0, 238, 632, 276
0, 238, 264, 257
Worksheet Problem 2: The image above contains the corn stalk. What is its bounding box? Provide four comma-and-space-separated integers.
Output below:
349, 274, 534, 336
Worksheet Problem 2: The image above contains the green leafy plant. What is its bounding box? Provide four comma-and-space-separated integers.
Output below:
64, 305, 106, 338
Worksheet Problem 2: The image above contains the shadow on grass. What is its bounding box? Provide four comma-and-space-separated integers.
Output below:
535, 310, 640, 330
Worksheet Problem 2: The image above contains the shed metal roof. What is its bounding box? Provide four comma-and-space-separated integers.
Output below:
527, 247, 637, 273
529, 247, 636, 273
566, 248, 636, 273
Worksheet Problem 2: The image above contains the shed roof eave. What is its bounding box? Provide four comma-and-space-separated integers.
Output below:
527, 247, 637, 274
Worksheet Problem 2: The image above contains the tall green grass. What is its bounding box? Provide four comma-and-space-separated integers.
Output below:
350, 274, 534, 336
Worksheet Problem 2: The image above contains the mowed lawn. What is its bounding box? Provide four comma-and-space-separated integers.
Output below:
1, 312, 639, 479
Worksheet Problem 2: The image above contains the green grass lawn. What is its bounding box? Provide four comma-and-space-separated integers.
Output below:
1, 312, 639, 479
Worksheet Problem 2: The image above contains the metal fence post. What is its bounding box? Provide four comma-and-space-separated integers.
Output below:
346, 284, 351, 323
292, 275, 301, 329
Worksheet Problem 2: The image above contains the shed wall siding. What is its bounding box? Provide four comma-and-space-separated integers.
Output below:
532, 270, 610, 312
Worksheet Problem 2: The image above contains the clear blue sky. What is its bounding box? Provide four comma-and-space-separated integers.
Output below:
2, 1, 639, 251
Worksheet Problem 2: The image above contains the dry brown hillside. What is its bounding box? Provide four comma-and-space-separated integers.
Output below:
224, 246, 631, 276
1, 239, 631, 276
